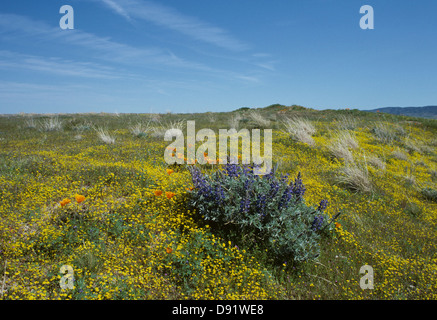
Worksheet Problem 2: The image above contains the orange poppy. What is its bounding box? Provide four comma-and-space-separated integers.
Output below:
154, 190, 163, 196
165, 191, 175, 199
166, 169, 174, 175
335, 222, 342, 229
75, 194, 85, 203
60, 198, 71, 207
166, 247, 173, 254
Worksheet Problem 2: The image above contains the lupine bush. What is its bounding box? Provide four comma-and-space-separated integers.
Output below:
188, 162, 338, 263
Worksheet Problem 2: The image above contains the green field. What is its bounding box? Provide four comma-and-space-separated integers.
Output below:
0, 105, 436, 300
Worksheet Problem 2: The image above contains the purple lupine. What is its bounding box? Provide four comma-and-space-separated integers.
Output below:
280, 173, 289, 184
255, 194, 267, 214
311, 215, 325, 231
243, 177, 252, 192
265, 170, 275, 180
291, 172, 306, 202
189, 166, 212, 197
269, 179, 280, 198
278, 185, 294, 209
243, 164, 253, 176
225, 162, 240, 178
215, 184, 225, 204
240, 197, 251, 214
317, 199, 329, 212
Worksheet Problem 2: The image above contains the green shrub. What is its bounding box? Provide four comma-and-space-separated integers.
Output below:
188, 163, 339, 263
421, 187, 437, 202
404, 202, 422, 217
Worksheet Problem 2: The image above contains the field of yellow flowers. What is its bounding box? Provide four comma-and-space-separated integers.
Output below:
0, 105, 436, 300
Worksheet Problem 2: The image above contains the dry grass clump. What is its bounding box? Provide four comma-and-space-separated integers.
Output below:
38, 116, 63, 132
372, 122, 397, 144
336, 159, 372, 193
328, 141, 354, 163
248, 110, 270, 128
151, 120, 185, 138
327, 130, 358, 162
129, 121, 152, 138
95, 127, 115, 144
206, 112, 216, 123
282, 117, 316, 146
229, 114, 242, 130
403, 166, 416, 186
391, 149, 409, 161
367, 155, 386, 170
24, 117, 37, 129
337, 115, 357, 130
336, 130, 359, 149
403, 137, 423, 154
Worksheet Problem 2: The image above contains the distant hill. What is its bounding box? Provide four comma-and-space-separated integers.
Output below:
365, 106, 437, 119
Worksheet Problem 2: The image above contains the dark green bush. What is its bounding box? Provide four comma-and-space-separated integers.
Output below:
188, 163, 339, 263
421, 187, 437, 202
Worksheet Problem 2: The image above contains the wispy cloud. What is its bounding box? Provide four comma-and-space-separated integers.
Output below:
0, 12, 265, 83
0, 50, 125, 79
0, 13, 212, 71
234, 75, 260, 83
100, 0, 133, 21
97, 0, 249, 52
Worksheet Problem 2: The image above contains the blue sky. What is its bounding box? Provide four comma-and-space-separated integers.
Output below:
0, 0, 436, 114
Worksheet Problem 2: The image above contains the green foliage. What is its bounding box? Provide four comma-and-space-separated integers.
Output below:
404, 202, 422, 217
234, 107, 251, 112
421, 187, 437, 202
188, 163, 338, 263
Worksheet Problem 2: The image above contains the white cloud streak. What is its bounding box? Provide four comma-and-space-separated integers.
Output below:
97, 0, 249, 51
100, 0, 133, 21
0, 50, 124, 79
0, 13, 212, 71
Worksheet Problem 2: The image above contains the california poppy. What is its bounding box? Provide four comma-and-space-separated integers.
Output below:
60, 198, 71, 207
165, 191, 175, 199
335, 222, 342, 229
75, 194, 85, 203
166, 169, 174, 175
166, 247, 173, 254
154, 190, 163, 196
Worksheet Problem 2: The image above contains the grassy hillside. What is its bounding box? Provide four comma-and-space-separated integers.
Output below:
0, 105, 436, 300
